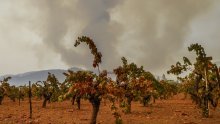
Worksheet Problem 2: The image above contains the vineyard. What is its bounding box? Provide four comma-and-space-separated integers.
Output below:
0, 36, 220, 124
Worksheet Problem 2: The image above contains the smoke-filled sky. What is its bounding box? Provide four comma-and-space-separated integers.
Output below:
0, 0, 220, 78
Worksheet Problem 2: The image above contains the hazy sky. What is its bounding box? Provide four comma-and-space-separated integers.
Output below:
0, 0, 220, 77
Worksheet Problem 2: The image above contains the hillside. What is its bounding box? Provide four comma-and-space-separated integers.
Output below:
0, 67, 82, 86
0, 67, 116, 86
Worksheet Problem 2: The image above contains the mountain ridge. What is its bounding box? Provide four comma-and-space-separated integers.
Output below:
0, 67, 115, 86
0, 67, 82, 86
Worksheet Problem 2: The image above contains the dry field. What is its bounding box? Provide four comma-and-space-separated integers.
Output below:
0, 94, 220, 124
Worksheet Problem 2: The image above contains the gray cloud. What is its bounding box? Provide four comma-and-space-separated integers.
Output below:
114, 0, 216, 74
30, 0, 123, 70
1, 0, 219, 76
30, 0, 217, 74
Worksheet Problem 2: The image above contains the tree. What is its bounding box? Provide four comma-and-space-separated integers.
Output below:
159, 80, 179, 99
60, 36, 122, 124
46, 73, 62, 102
74, 36, 104, 124
35, 73, 61, 108
113, 57, 155, 113
35, 81, 52, 108
0, 77, 12, 104
31, 83, 43, 100
168, 43, 220, 117
62, 70, 91, 110
7, 85, 19, 102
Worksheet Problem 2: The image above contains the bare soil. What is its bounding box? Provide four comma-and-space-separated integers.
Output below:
0, 94, 220, 124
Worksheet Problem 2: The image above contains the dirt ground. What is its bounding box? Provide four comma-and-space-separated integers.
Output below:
0, 94, 220, 124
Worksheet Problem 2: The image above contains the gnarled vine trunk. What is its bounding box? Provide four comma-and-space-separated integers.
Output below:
76, 97, 81, 109
126, 97, 132, 113
72, 95, 81, 109
0, 96, 3, 105
0, 88, 5, 105
72, 95, 76, 105
143, 95, 151, 107
89, 96, 101, 124
42, 92, 52, 108
42, 99, 47, 108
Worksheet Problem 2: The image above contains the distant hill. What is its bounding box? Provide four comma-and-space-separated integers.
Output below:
0, 67, 82, 86
0, 67, 115, 86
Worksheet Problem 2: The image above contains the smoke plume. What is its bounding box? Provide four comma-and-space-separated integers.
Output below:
30, 0, 123, 70
29, 0, 216, 73
114, 0, 215, 73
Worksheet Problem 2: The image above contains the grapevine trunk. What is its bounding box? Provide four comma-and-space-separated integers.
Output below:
89, 97, 101, 124
0, 96, 3, 105
42, 99, 47, 108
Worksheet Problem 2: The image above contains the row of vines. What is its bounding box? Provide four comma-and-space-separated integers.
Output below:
1, 36, 220, 124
